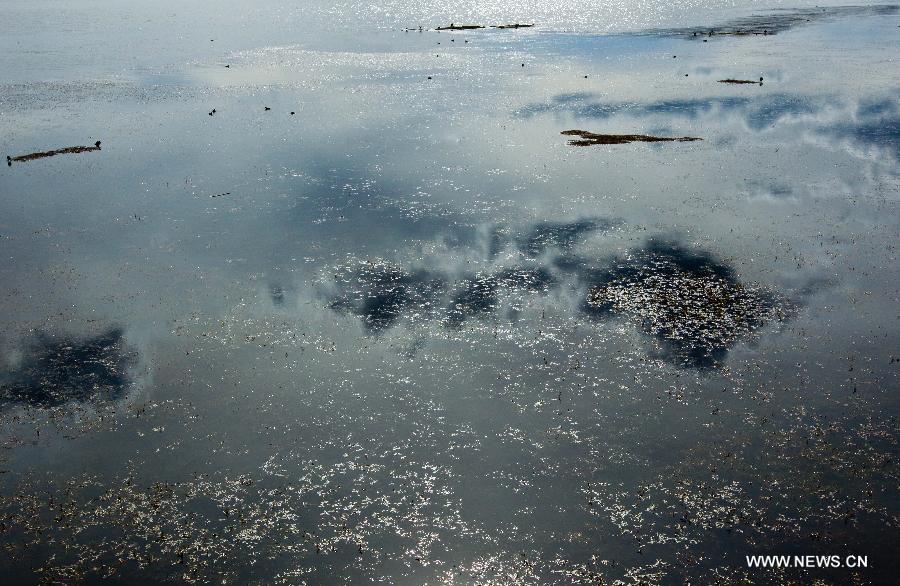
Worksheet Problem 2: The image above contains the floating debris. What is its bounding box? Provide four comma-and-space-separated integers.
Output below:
7, 141, 101, 165
561, 129, 702, 146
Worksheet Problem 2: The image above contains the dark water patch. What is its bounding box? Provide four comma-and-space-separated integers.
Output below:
744, 94, 820, 130
581, 240, 787, 368
517, 218, 616, 256
520, 93, 831, 131
327, 261, 557, 332
325, 216, 613, 331
856, 96, 898, 119
745, 180, 795, 200
324, 228, 790, 369
445, 274, 502, 327
640, 97, 753, 119
270, 284, 286, 306
824, 115, 900, 160
810, 93, 899, 160
328, 261, 447, 333
445, 267, 555, 327
324, 233, 790, 370
517, 94, 753, 120
487, 224, 509, 259
0, 328, 136, 409
793, 276, 836, 299
562, 129, 702, 146
8, 141, 101, 165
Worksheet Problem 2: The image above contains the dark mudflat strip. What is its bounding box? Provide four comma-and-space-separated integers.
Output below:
434, 24, 485, 30
645, 5, 899, 39
433, 23, 534, 31
695, 29, 771, 37
561, 130, 702, 146
719, 78, 762, 85
8, 141, 101, 165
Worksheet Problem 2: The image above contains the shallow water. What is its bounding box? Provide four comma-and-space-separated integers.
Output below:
1, 1, 898, 584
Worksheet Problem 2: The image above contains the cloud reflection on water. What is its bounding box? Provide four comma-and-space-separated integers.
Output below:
325, 218, 789, 369
518, 90, 900, 165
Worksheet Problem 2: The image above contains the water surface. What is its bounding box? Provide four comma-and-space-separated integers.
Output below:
1, 1, 898, 584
